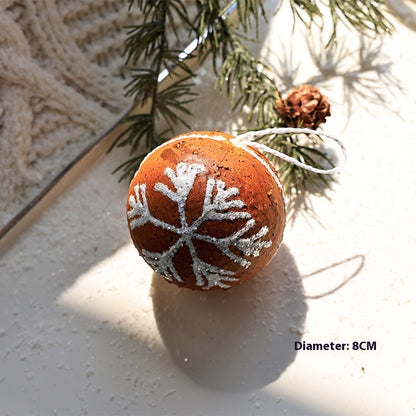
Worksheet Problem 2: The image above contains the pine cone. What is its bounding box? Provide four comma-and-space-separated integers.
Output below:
276, 85, 331, 129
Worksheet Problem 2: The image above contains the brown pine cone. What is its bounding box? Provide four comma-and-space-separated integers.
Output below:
276, 85, 331, 129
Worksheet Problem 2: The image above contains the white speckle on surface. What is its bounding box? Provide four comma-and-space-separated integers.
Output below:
288, 325, 304, 335
164, 389, 177, 397
85, 370, 94, 378
249, 393, 258, 402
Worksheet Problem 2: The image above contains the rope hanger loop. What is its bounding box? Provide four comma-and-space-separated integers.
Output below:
234, 127, 347, 175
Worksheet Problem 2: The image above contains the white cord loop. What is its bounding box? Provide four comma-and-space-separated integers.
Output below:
234, 127, 347, 175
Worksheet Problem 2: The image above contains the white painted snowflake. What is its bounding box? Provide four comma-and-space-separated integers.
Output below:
127, 162, 272, 290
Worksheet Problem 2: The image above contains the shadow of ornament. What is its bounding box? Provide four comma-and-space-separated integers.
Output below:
303, 254, 365, 299
151, 244, 307, 392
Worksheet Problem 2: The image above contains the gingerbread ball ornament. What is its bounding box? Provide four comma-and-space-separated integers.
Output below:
127, 131, 286, 290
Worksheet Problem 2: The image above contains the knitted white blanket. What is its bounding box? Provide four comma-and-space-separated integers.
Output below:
0, 0, 140, 227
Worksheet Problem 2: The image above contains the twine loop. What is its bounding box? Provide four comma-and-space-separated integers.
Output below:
234, 127, 347, 175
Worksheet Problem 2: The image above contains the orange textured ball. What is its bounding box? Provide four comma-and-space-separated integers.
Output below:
127, 131, 286, 290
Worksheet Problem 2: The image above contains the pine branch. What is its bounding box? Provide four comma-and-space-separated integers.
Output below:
112, 0, 393, 203
215, 35, 280, 127
289, 0, 322, 28
155, 76, 197, 129
289, 0, 393, 44
192, 1, 234, 71
326, 0, 393, 45
110, 0, 197, 180
235, 0, 267, 33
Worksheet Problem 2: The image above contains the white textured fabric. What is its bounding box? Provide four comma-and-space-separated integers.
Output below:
0, 0, 140, 226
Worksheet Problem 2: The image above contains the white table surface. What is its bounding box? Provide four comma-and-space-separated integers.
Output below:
1, 2, 416, 415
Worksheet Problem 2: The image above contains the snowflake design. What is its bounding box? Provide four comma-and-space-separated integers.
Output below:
127, 162, 272, 290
